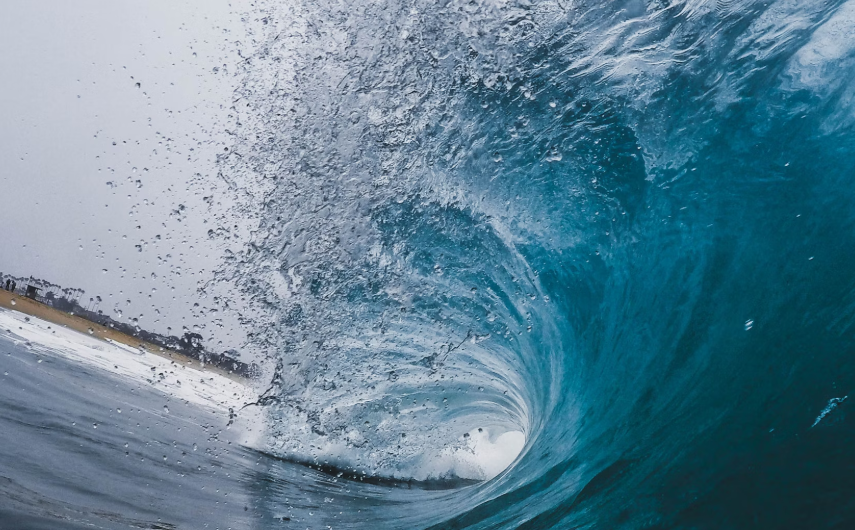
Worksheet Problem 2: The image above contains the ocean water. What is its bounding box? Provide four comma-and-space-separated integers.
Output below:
6, 0, 855, 528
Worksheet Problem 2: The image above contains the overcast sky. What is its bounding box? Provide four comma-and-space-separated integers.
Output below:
0, 1, 255, 350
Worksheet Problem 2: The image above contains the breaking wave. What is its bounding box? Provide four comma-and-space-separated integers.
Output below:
215, 0, 855, 527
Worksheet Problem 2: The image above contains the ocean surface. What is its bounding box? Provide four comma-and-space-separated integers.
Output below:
6, 0, 855, 528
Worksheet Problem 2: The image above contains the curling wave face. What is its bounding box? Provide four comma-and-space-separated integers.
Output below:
215, 0, 855, 527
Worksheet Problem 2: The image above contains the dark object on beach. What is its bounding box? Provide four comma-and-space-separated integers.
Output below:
25, 285, 40, 300
10, 281, 16, 293
177, 332, 205, 357
4, 279, 9, 291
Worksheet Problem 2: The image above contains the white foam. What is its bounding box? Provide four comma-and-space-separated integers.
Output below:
418, 428, 526, 482
0, 307, 264, 447
787, 1, 855, 91
0, 309, 528, 482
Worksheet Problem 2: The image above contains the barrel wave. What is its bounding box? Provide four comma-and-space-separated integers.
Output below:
217, 1, 855, 528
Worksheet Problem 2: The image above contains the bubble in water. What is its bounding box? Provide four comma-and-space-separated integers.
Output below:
545, 147, 562, 162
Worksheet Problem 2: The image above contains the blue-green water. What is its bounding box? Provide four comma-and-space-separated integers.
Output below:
219, 1, 855, 528
4, 1, 855, 529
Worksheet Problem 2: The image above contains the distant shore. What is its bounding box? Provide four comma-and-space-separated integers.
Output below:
0, 289, 247, 382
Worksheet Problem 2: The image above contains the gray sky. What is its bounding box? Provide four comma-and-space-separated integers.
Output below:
0, 1, 254, 350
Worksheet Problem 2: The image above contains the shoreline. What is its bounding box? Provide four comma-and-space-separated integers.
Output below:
0, 289, 247, 383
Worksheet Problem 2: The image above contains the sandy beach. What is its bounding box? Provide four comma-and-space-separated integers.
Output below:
0, 288, 245, 381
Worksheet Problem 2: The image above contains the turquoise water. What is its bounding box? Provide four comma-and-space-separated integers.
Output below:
217, 1, 855, 527
4, 1, 855, 529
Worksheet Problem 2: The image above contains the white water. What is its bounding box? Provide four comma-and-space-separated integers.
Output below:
0, 307, 264, 447
0, 307, 523, 481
